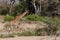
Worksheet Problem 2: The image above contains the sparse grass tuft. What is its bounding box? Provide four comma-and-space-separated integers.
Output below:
3, 15, 14, 22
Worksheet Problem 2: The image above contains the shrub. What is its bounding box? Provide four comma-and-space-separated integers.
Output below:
4, 15, 14, 22
35, 28, 44, 36
25, 14, 60, 24
25, 14, 53, 24
16, 31, 36, 36
8, 34, 15, 38
25, 14, 40, 21
43, 21, 59, 35
0, 34, 15, 38
35, 25, 58, 36
0, 6, 9, 15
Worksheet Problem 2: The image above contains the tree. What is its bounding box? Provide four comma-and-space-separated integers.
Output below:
25, 0, 35, 14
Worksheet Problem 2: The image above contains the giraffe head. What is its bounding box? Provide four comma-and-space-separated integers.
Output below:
25, 9, 29, 14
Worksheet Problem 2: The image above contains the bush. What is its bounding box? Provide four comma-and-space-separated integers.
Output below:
4, 15, 14, 22
0, 6, 9, 15
0, 34, 15, 38
25, 14, 40, 21
35, 25, 58, 36
13, 3, 26, 17
25, 14, 52, 24
35, 28, 45, 36
25, 14, 60, 24
16, 31, 36, 36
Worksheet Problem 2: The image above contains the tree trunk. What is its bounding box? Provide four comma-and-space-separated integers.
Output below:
39, 4, 41, 15
34, 0, 41, 15
33, 2, 37, 14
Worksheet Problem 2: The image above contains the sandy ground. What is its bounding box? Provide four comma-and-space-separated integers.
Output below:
0, 36, 60, 40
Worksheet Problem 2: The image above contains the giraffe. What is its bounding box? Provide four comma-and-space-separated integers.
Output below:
8, 10, 29, 31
